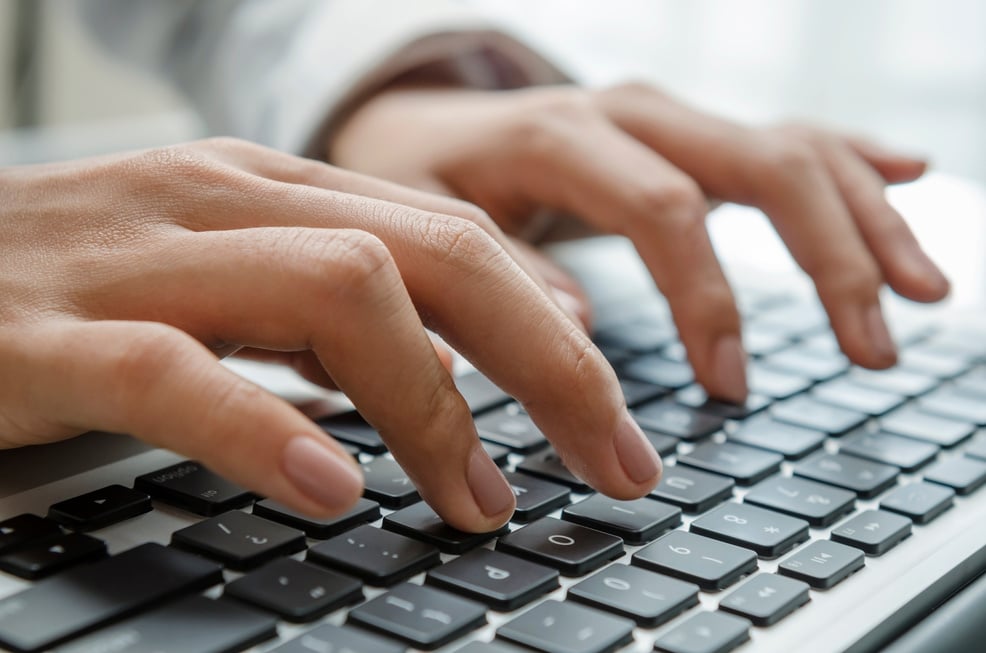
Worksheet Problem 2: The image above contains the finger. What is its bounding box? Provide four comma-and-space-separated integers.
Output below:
235, 334, 456, 390
234, 349, 341, 389
819, 141, 949, 302
597, 85, 899, 369
1, 320, 363, 517
843, 136, 928, 184
173, 182, 660, 508
493, 99, 747, 403
110, 226, 517, 532
508, 237, 594, 331
200, 138, 585, 329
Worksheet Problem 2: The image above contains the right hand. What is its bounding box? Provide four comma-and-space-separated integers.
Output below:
0, 138, 661, 532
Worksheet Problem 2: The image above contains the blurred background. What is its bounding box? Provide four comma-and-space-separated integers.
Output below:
2, 0, 984, 181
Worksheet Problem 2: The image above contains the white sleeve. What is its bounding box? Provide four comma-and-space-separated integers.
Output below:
74, 0, 568, 156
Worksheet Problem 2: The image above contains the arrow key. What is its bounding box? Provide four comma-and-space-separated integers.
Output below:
48, 484, 152, 532
778, 540, 864, 589
0, 532, 107, 579
719, 573, 810, 626
830, 509, 912, 556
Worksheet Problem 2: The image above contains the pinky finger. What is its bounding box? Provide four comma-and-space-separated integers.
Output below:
1, 320, 364, 517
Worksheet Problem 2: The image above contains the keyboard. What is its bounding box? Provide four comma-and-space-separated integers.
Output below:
2, 276, 986, 653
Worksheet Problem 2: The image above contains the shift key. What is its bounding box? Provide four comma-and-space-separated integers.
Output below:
0, 543, 223, 652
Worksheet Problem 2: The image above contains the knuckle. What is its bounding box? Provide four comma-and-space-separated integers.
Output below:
289, 228, 395, 299
424, 215, 505, 272
511, 89, 597, 159
110, 323, 198, 412
756, 137, 822, 180
816, 263, 882, 302
630, 179, 708, 233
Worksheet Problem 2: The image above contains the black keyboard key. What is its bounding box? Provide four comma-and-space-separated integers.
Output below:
134, 461, 253, 516
348, 582, 486, 651
568, 563, 699, 627
621, 355, 694, 389
677, 442, 782, 485
224, 557, 362, 622
690, 502, 809, 558
0, 543, 222, 653
880, 481, 955, 524
382, 502, 508, 554
879, 406, 975, 447
483, 441, 512, 467
317, 411, 387, 453
743, 476, 855, 527
719, 573, 810, 627
171, 510, 305, 571
642, 428, 681, 457
596, 320, 677, 353
0, 532, 106, 580
748, 364, 813, 400
47, 484, 151, 532
621, 378, 670, 407
269, 623, 407, 653
839, 430, 939, 472
504, 471, 571, 523
426, 548, 559, 611
793, 452, 898, 498
498, 599, 635, 653
761, 347, 848, 382
0, 514, 62, 555
632, 530, 757, 590
55, 595, 276, 653
633, 400, 725, 440
918, 387, 986, 425
811, 377, 905, 416
653, 610, 751, 653
308, 524, 440, 586
361, 457, 420, 508
496, 517, 623, 576
924, 457, 986, 494
562, 494, 681, 544
517, 449, 591, 491
830, 509, 912, 556
770, 395, 867, 436
727, 417, 826, 460
474, 407, 548, 453
455, 371, 512, 414
674, 385, 770, 420
252, 497, 380, 539
458, 642, 535, 653
849, 367, 938, 397
778, 540, 864, 589
650, 466, 734, 513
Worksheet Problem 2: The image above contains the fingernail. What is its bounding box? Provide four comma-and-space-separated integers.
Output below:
865, 304, 897, 364
614, 414, 662, 484
466, 447, 515, 518
713, 334, 748, 404
282, 436, 363, 511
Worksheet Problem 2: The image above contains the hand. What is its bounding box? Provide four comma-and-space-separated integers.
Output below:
330, 83, 950, 403
0, 138, 661, 532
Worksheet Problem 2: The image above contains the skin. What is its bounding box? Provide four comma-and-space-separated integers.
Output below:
331, 83, 950, 405
0, 82, 948, 533
0, 137, 657, 533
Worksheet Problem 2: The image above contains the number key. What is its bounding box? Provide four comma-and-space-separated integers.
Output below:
568, 563, 699, 627
690, 503, 809, 559
632, 530, 757, 590
496, 517, 623, 577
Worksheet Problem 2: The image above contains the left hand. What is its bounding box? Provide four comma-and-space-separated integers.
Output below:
329, 82, 950, 403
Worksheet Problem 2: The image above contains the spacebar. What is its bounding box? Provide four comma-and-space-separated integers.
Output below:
0, 543, 223, 653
